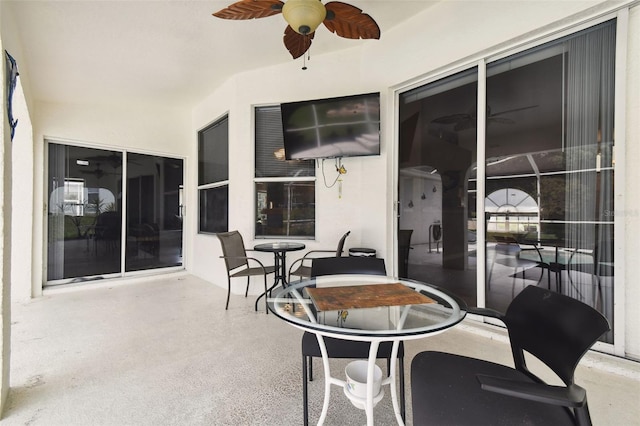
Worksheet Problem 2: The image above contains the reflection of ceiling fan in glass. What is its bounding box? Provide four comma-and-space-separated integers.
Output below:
80, 163, 119, 180
431, 105, 538, 132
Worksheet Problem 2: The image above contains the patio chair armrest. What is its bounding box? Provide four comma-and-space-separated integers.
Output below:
220, 255, 268, 270
477, 374, 587, 408
289, 250, 337, 274
244, 256, 267, 269
301, 249, 338, 259
467, 307, 506, 321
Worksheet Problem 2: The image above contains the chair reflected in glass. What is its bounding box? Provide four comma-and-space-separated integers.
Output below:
301, 256, 406, 426
487, 236, 544, 296
566, 237, 614, 314
411, 285, 610, 426
93, 211, 121, 255
216, 231, 276, 313
288, 231, 350, 283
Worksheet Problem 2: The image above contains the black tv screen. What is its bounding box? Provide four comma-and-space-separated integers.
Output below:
281, 92, 381, 160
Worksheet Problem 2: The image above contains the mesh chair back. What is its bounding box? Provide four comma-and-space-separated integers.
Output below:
310, 256, 386, 277
504, 285, 610, 385
335, 231, 351, 257
217, 231, 249, 271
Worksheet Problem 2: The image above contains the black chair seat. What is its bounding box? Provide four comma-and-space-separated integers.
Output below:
302, 331, 404, 359
412, 351, 574, 426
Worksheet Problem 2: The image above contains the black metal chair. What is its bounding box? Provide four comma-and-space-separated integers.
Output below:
288, 231, 350, 282
216, 231, 276, 313
411, 285, 610, 426
302, 256, 405, 425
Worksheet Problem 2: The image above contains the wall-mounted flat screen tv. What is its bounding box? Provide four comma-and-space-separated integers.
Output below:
281, 92, 381, 160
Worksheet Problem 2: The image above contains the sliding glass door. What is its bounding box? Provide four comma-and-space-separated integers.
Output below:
398, 19, 616, 343
47, 143, 183, 283
483, 20, 615, 342
398, 68, 479, 307
125, 153, 184, 272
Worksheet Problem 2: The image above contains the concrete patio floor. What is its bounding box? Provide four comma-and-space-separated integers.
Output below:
3, 273, 639, 425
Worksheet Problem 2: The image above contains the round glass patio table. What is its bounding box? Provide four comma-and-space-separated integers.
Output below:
267, 274, 467, 426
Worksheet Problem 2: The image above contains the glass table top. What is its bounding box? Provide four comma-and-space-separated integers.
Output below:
268, 274, 468, 340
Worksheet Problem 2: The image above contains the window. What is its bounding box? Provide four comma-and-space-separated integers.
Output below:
198, 116, 229, 233
255, 106, 315, 238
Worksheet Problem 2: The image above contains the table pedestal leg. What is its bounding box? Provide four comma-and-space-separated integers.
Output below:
316, 334, 332, 426
388, 340, 404, 425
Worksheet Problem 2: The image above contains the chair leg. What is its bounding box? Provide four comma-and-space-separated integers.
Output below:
225, 277, 231, 310
302, 353, 309, 426
263, 274, 269, 314
399, 355, 406, 422
308, 356, 313, 381
245, 277, 250, 298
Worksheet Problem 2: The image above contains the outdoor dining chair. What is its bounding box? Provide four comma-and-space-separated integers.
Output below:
216, 230, 276, 313
288, 231, 350, 283
301, 256, 405, 425
411, 285, 610, 426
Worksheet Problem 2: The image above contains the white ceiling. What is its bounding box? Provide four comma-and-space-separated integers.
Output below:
7, 0, 438, 109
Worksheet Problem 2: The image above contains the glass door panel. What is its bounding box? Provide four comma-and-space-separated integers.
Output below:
484, 21, 615, 342
398, 68, 478, 307
47, 144, 123, 281
125, 153, 183, 272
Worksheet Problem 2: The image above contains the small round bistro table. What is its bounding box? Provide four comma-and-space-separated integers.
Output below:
253, 242, 305, 309
267, 274, 467, 426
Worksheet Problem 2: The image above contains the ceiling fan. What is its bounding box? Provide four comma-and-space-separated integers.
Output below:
431, 105, 539, 132
81, 163, 108, 179
212, 0, 380, 60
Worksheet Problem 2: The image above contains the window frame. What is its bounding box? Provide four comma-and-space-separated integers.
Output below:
254, 105, 316, 239
198, 114, 229, 234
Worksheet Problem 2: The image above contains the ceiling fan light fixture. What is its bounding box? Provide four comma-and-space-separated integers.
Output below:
282, 0, 326, 35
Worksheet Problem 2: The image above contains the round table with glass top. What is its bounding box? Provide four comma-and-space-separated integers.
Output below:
267, 274, 467, 426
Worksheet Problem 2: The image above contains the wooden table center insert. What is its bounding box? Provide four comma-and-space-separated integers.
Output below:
306, 283, 435, 312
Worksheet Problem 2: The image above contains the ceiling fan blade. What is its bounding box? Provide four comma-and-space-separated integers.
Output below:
284, 25, 314, 59
453, 119, 475, 132
213, 0, 284, 20
431, 114, 472, 125
490, 104, 538, 117
323, 2, 380, 40
489, 117, 515, 125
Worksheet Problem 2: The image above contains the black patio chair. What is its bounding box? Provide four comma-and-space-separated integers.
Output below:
302, 256, 405, 425
411, 285, 610, 426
